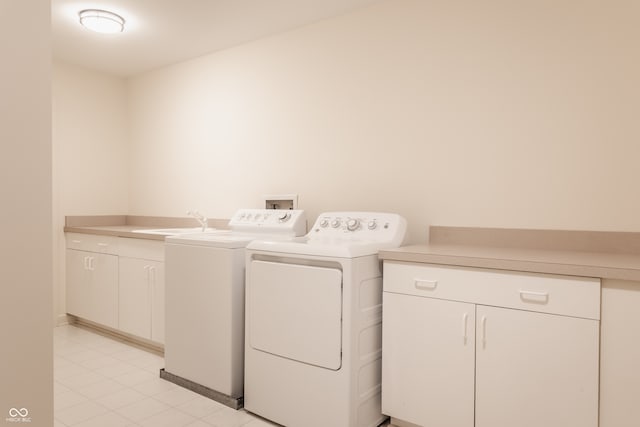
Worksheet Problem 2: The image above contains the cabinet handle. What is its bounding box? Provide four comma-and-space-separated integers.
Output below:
71, 240, 81, 244
83, 256, 89, 270
88, 257, 95, 271
97, 243, 109, 247
480, 315, 487, 349
149, 266, 156, 284
462, 313, 469, 345
414, 278, 438, 290
519, 289, 549, 304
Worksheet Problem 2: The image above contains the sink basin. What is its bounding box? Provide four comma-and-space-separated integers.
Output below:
131, 227, 217, 236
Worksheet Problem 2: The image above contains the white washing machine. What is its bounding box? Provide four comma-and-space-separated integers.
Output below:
244, 212, 407, 427
161, 208, 306, 409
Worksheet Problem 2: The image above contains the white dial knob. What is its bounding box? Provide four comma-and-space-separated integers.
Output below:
331, 219, 341, 228
320, 219, 329, 228
367, 220, 377, 230
346, 218, 359, 231
278, 212, 291, 222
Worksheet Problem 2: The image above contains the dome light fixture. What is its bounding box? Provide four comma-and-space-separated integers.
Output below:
79, 9, 125, 34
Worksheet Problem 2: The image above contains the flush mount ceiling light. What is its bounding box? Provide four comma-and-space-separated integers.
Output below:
79, 9, 125, 34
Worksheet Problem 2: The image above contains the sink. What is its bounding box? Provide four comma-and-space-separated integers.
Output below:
131, 227, 217, 236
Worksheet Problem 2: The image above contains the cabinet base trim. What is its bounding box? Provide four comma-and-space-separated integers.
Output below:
160, 368, 243, 410
389, 417, 422, 427
69, 316, 163, 355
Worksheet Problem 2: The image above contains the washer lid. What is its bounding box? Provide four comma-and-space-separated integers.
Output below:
166, 231, 256, 248
247, 236, 398, 258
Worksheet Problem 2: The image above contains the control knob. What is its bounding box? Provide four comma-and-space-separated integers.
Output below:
331, 219, 341, 228
320, 219, 329, 228
278, 212, 291, 222
346, 218, 360, 231
367, 220, 377, 230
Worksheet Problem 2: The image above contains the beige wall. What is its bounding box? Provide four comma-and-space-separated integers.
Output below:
0, 0, 52, 425
52, 61, 129, 216
53, 0, 640, 313
127, 0, 640, 243
52, 61, 129, 323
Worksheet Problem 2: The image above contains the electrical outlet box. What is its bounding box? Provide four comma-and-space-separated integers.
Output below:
263, 194, 298, 210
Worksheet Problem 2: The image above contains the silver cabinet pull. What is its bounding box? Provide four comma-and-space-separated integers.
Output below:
462, 313, 469, 345
480, 315, 487, 349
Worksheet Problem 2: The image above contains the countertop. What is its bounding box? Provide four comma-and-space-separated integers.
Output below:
64, 215, 230, 241
379, 226, 640, 282
65, 225, 169, 241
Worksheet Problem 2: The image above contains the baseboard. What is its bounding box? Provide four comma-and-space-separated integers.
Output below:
389, 417, 421, 427
67, 315, 164, 356
56, 313, 71, 326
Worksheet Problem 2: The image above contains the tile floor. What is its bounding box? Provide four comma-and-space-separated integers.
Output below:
54, 324, 278, 427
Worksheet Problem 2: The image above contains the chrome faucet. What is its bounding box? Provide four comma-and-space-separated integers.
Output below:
187, 210, 208, 231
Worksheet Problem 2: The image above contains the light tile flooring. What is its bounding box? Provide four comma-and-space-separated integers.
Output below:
54, 324, 278, 427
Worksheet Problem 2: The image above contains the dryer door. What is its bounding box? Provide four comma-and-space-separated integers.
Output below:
248, 260, 343, 370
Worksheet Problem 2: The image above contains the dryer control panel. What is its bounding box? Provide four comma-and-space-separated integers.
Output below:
229, 209, 307, 236
311, 212, 407, 246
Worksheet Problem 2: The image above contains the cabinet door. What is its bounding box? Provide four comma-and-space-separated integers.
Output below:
119, 258, 165, 343
475, 305, 599, 427
382, 292, 475, 427
150, 262, 165, 344
90, 253, 119, 329
66, 249, 91, 319
119, 257, 152, 339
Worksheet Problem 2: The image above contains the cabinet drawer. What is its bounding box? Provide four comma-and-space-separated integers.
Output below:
66, 233, 119, 255
383, 262, 600, 319
118, 237, 164, 262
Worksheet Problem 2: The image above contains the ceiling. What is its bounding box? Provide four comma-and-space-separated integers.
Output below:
52, 0, 384, 77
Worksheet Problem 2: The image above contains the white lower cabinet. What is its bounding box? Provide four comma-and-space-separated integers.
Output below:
66, 233, 165, 344
382, 262, 600, 427
474, 305, 599, 427
65, 249, 118, 329
118, 258, 164, 343
118, 238, 165, 344
382, 294, 475, 427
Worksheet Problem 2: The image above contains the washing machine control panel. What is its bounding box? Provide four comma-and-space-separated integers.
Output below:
229, 209, 307, 236
312, 212, 407, 243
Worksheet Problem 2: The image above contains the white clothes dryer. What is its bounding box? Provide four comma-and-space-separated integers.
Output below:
161, 209, 306, 409
244, 212, 406, 427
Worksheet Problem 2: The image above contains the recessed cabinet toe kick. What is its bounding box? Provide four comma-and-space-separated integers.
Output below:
381, 262, 600, 427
